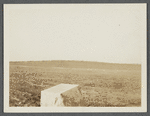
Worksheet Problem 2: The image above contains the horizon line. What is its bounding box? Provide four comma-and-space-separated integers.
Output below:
9, 60, 141, 65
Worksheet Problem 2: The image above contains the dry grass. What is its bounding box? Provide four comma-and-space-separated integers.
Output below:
9, 61, 141, 107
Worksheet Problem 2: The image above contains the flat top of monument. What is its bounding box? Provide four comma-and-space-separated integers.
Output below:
42, 84, 78, 94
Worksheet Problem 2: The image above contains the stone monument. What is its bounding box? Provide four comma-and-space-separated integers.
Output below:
41, 84, 82, 107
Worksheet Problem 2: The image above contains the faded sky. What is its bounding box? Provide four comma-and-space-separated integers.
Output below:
6, 4, 146, 64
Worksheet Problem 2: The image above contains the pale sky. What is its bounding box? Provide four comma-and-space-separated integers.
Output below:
5, 4, 146, 64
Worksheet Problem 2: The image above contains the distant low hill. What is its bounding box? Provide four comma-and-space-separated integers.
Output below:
10, 60, 141, 70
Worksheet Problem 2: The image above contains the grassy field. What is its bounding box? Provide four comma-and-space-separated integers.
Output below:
9, 60, 141, 107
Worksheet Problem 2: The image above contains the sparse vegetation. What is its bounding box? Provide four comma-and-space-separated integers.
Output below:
9, 61, 141, 107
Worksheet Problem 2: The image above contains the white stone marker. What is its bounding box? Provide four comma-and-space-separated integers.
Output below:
41, 84, 81, 107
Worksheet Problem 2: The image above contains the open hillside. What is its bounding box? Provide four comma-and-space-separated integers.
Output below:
9, 60, 141, 107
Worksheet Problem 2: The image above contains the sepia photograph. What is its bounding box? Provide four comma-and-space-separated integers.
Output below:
4, 4, 147, 112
